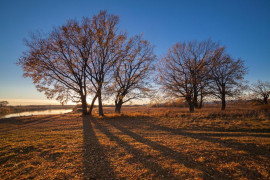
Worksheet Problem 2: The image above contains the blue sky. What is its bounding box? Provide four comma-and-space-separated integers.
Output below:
0, 0, 269, 105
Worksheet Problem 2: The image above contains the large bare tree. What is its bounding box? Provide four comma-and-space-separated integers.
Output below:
250, 80, 270, 104
18, 10, 155, 116
209, 47, 247, 110
158, 39, 218, 112
18, 18, 95, 115
109, 35, 155, 113
85, 11, 126, 116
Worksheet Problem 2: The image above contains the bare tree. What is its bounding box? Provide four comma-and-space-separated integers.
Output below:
85, 10, 126, 116
18, 18, 95, 115
250, 80, 270, 104
209, 47, 247, 110
158, 40, 217, 112
18, 11, 131, 116
189, 40, 218, 108
109, 35, 155, 113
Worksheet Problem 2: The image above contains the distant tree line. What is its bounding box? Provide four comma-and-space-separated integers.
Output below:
0, 101, 8, 107
18, 10, 269, 115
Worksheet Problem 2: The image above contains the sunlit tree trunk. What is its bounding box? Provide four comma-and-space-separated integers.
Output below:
97, 89, 104, 116
199, 96, 203, 109
88, 94, 98, 115
81, 94, 88, 115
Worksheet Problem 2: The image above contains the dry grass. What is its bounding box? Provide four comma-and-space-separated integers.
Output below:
0, 106, 269, 179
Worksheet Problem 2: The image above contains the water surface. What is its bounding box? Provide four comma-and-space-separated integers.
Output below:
0, 109, 72, 119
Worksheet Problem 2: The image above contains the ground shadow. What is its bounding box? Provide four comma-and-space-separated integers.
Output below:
91, 118, 177, 179
82, 116, 115, 179
105, 119, 232, 179
0, 116, 55, 134
183, 127, 270, 134
146, 123, 270, 159
84, 115, 268, 179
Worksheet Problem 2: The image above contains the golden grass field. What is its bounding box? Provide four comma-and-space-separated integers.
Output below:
0, 106, 270, 179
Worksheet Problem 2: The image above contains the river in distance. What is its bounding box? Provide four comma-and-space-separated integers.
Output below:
0, 109, 73, 119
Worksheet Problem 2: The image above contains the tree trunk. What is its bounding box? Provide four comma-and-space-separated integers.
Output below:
115, 99, 123, 113
198, 100, 203, 109
263, 96, 268, 104
194, 86, 198, 108
198, 92, 203, 109
88, 94, 98, 115
98, 92, 104, 116
189, 102, 195, 113
221, 86, 226, 110
81, 94, 88, 115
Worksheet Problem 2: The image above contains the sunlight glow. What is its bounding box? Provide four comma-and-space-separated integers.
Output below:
0, 98, 62, 106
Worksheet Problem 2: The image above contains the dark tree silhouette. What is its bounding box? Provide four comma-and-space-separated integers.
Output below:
18, 10, 155, 116
209, 47, 247, 110
109, 35, 155, 113
158, 39, 218, 112
84, 11, 127, 116
250, 80, 270, 104
18, 18, 95, 115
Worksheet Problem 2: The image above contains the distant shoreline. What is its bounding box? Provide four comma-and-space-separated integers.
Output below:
0, 105, 75, 116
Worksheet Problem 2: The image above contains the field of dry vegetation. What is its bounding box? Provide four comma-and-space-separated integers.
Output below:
0, 106, 270, 179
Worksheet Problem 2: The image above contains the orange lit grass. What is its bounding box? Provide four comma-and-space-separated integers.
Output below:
0, 106, 269, 179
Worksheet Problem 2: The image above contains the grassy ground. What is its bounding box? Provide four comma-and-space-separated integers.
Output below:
0, 107, 270, 179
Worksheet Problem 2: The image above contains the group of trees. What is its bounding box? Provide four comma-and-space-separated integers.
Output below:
18, 11, 155, 116
158, 40, 247, 112
18, 11, 269, 114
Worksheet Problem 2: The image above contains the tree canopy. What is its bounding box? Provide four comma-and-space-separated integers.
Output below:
18, 10, 155, 115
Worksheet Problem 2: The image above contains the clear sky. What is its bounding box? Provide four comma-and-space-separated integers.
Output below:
0, 0, 269, 105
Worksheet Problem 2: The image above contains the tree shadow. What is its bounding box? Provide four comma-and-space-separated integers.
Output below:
83, 115, 268, 179
183, 127, 270, 134
190, 131, 270, 138
82, 116, 115, 179
145, 123, 270, 159
105, 119, 232, 179
91, 118, 177, 179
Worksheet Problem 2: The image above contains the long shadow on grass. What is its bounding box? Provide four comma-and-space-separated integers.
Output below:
0, 116, 55, 134
182, 127, 270, 134
144, 123, 266, 178
0, 116, 53, 125
91, 118, 177, 179
106, 120, 231, 180
189, 131, 270, 138
145, 122, 270, 160
82, 116, 115, 179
